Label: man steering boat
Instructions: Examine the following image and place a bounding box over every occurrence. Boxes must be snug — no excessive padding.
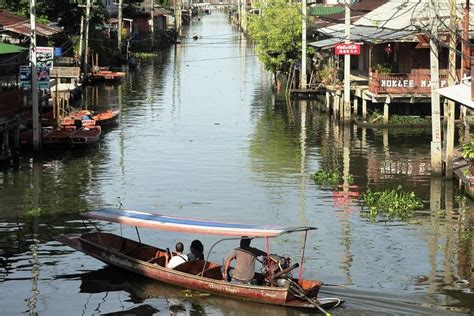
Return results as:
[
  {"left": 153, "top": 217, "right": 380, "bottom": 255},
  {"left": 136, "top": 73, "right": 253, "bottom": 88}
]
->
[{"left": 223, "top": 236, "right": 266, "bottom": 284}]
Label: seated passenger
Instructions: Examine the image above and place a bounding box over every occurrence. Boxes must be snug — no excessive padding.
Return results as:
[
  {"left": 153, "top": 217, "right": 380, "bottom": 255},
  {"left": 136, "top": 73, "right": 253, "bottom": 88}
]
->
[
  {"left": 166, "top": 242, "right": 188, "bottom": 269},
  {"left": 187, "top": 239, "right": 204, "bottom": 261}
]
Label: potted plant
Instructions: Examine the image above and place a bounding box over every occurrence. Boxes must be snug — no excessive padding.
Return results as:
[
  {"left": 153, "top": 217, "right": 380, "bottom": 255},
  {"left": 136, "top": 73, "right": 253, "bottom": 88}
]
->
[{"left": 461, "top": 140, "right": 474, "bottom": 175}]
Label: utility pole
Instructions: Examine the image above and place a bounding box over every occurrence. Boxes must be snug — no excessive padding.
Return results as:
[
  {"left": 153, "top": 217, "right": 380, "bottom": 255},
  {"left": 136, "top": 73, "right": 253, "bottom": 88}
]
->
[
  {"left": 83, "top": 0, "right": 91, "bottom": 77},
  {"left": 237, "top": 0, "right": 241, "bottom": 28},
  {"left": 429, "top": 0, "right": 442, "bottom": 176},
  {"left": 445, "top": 0, "right": 457, "bottom": 179},
  {"left": 462, "top": 0, "right": 470, "bottom": 78},
  {"left": 30, "top": 0, "right": 40, "bottom": 151},
  {"left": 460, "top": 0, "right": 470, "bottom": 140},
  {"left": 343, "top": 0, "right": 351, "bottom": 120},
  {"left": 174, "top": 0, "right": 182, "bottom": 38},
  {"left": 118, "top": 0, "right": 123, "bottom": 54},
  {"left": 300, "top": 0, "right": 307, "bottom": 89},
  {"left": 79, "top": 15, "right": 84, "bottom": 62}
]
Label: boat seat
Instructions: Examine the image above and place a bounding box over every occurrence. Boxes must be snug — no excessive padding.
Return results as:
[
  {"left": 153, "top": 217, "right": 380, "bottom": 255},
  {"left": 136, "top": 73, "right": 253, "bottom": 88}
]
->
[
  {"left": 199, "top": 265, "right": 224, "bottom": 280},
  {"left": 148, "top": 256, "right": 166, "bottom": 267},
  {"left": 173, "top": 260, "right": 213, "bottom": 274},
  {"left": 124, "top": 246, "right": 159, "bottom": 261}
]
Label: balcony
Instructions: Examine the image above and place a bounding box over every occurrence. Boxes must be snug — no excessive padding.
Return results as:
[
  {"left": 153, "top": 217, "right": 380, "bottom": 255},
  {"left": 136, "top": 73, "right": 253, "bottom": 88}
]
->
[{"left": 368, "top": 69, "right": 452, "bottom": 95}]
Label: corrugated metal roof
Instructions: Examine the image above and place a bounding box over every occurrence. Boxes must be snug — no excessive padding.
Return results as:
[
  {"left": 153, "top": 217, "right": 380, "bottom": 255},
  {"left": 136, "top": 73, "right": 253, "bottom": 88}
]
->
[
  {"left": 438, "top": 80, "right": 473, "bottom": 109},
  {"left": 313, "top": 0, "right": 388, "bottom": 27},
  {"left": 0, "top": 42, "right": 26, "bottom": 55},
  {"left": 354, "top": 0, "right": 474, "bottom": 32},
  {"left": 153, "top": 8, "right": 173, "bottom": 16},
  {"left": 0, "top": 10, "right": 61, "bottom": 38},
  {"left": 308, "top": 37, "right": 340, "bottom": 49},
  {"left": 317, "top": 24, "right": 416, "bottom": 43}
]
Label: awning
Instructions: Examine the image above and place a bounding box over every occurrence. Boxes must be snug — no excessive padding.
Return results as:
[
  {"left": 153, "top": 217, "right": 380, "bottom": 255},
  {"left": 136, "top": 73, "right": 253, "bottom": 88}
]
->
[
  {"left": 438, "top": 80, "right": 474, "bottom": 109},
  {"left": 309, "top": 37, "right": 341, "bottom": 50},
  {"left": 85, "top": 208, "right": 317, "bottom": 237},
  {"left": 0, "top": 42, "right": 26, "bottom": 55}
]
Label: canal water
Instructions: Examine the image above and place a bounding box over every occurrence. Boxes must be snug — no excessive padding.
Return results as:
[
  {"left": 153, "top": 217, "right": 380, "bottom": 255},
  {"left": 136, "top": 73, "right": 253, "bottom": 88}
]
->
[{"left": 1, "top": 12, "right": 473, "bottom": 316}]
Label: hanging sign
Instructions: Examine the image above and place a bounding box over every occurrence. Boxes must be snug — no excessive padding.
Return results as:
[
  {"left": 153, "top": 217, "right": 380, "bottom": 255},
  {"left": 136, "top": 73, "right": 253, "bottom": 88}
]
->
[{"left": 335, "top": 43, "right": 361, "bottom": 55}]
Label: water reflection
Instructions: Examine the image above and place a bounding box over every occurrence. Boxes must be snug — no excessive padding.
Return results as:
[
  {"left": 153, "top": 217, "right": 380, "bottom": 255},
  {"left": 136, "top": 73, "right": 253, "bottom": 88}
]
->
[{"left": 76, "top": 267, "right": 305, "bottom": 316}]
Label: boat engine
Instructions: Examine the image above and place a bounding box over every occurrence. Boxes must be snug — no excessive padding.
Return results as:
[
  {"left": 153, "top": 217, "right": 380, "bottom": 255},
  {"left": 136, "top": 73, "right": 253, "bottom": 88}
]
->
[{"left": 261, "top": 254, "right": 293, "bottom": 287}]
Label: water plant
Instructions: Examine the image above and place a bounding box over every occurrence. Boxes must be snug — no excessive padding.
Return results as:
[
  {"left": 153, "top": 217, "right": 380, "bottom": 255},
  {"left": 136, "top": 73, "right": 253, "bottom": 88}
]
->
[
  {"left": 26, "top": 207, "right": 42, "bottom": 217},
  {"left": 360, "top": 186, "right": 424, "bottom": 222},
  {"left": 461, "top": 139, "right": 474, "bottom": 159},
  {"left": 131, "top": 52, "right": 157, "bottom": 59},
  {"left": 312, "top": 168, "right": 342, "bottom": 185}
]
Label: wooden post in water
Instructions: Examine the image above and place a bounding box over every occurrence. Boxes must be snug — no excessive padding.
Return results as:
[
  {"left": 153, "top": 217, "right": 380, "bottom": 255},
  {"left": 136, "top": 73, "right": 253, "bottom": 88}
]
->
[
  {"left": 30, "top": 0, "right": 40, "bottom": 151},
  {"left": 362, "top": 98, "right": 367, "bottom": 119},
  {"left": 353, "top": 95, "right": 358, "bottom": 116},
  {"left": 383, "top": 99, "right": 389, "bottom": 124},
  {"left": 445, "top": 0, "right": 457, "bottom": 179},
  {"left": 429, "top": 0, "right": 442, "bottom": 176},
  {"left": 325, "top": 91, "right": 330, "bottom": 113}
]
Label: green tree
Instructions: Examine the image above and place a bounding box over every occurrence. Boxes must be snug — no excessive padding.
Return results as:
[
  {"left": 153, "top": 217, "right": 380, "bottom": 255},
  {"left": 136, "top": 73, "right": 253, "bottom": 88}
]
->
[{"left": 248, "top": 0, "right": 302, "bottom": 74}]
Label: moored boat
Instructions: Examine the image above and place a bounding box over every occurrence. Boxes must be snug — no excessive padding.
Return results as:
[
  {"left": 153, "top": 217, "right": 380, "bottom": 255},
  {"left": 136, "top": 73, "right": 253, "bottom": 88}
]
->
[
  {"left": 92, "top": 109, "right": 120, "bottom": 127},
  {"left": 43, "top": 124, "right": 77, "bottom": 147},
  {"left": 89, "top": 70, "right": 126, "bottom": 83},
  {"left": 70, "top": 125, "right": 101, "bottom": 146},
  {"left": 55, "top": 208, "right": 344, "bottom": 312}
]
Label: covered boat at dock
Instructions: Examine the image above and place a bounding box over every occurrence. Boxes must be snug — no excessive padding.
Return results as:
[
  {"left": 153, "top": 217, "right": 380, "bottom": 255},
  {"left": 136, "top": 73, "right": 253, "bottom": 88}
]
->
[{"left": 55, "top": 208, "right": 343, "bottom": 312}]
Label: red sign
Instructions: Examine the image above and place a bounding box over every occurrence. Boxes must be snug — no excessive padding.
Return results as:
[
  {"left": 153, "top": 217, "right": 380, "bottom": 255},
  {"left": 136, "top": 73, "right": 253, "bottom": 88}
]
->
[{"left": 335, "top": 43, "right": 361, "bottom": 55}]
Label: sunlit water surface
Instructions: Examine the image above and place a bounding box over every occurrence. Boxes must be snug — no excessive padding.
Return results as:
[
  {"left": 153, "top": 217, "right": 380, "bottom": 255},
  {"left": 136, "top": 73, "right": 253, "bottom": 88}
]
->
[{"left": 0, "top": 12, "right": 472, "bottom": 316}]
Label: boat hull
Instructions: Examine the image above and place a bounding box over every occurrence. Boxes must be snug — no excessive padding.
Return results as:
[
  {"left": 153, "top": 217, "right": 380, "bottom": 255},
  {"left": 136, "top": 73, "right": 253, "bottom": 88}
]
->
[
  {"left": 70, "top": 126, "right": 101, "bottom": 145},
  {"left": 92, "top": 109, "right": 120, "bottom": 127},
  {"left": 55, "top": 233, "right": 342, "bottom": 311},
  {"left": 43, "top": 126, "right": 77, "bottom": 147}
]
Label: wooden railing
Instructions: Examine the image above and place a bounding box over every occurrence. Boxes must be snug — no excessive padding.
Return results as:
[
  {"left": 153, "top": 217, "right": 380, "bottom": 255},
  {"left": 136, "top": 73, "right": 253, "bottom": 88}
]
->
[{"left": 368, "top": 69, "right": 452, "bottom": 95}]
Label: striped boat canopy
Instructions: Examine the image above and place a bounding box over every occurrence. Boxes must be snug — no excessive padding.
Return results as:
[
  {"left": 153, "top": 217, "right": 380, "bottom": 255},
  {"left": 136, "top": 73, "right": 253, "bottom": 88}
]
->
[{"left": 84, "top": 208, "right": 316, "bottom": 237}]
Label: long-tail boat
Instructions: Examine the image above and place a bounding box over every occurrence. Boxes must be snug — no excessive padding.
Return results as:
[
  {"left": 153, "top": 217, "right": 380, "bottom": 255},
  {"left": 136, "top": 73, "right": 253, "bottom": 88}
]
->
[{"left": 55, "top": 208, "right": 344, "bottom": 313}]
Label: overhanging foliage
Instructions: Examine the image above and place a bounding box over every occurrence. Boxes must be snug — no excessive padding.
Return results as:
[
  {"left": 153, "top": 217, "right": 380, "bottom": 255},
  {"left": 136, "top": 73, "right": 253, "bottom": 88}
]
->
[{"left": 247, "top": 0, "right": 302, "bottom": 73}]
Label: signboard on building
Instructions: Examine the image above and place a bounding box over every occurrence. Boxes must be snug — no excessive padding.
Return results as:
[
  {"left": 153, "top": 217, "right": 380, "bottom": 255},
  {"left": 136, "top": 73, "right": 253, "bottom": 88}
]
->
[
  {"left": 37, "top": 47, "right": 54, "bottom": 67},
  {"left": 335, "top": 43, "right": 361, "bottom": 55},
  {"left": 19, "top": 47, "right": 54, "bottom": 90}
]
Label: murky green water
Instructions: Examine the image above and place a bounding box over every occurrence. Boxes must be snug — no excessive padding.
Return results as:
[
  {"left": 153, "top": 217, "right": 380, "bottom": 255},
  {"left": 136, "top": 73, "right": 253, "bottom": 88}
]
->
[{"left": 0, "top": 12, "right": 472, "bottom": 315}]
